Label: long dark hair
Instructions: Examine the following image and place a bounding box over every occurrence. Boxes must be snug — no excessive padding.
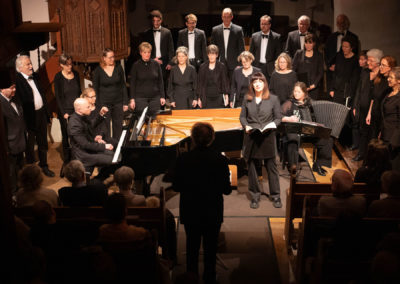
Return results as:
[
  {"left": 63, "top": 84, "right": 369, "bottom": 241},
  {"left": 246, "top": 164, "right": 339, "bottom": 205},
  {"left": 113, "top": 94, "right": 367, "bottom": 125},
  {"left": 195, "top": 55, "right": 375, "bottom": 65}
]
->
[
  {"left": 290, "top": 81, "right": 311, "bottom": 106},
  {"left": 246, "top": 72, "right": 270, "bottom": 101}
]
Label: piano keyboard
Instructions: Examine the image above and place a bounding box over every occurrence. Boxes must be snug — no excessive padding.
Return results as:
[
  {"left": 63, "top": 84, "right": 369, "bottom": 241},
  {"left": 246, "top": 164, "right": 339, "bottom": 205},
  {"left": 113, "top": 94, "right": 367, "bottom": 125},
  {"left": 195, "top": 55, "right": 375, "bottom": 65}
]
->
[{"left": 112, "top": 129, "right": 127, "bottom": 164}]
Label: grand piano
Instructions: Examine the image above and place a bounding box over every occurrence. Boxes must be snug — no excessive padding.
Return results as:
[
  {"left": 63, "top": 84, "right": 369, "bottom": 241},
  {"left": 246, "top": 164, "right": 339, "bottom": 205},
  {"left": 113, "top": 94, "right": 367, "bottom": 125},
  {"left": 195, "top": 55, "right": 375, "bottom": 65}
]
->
[{"left": 112, "top": 108, "right": 243, "bottom": 181}]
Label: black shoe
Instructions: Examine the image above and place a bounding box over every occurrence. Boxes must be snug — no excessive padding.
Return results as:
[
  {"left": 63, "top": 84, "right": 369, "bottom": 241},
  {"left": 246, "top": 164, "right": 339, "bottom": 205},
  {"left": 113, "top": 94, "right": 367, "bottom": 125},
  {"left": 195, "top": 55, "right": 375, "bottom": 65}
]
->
[
  {"left": 272, "top": 197, "right": 282, "bottom": 208},
  {"left": 312, "top": 163, "right": 326, "bottom": 176},
  {"left": 250, "top": 199, "right": 259, "bottom": 209},
  {"left": 42, "top": 167, "right": 55, "bottom": 177},
  {"left": 352, "top": 154, "right": 364, "bottom": 162}
]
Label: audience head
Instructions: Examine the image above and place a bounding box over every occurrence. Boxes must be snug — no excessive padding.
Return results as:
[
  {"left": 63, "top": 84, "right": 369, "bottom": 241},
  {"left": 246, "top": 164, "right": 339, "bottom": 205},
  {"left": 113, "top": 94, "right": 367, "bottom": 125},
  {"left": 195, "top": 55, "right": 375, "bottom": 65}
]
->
[
  {"left": 260, "top": 15, "right": 272, "bottom": 34},
  {"left": 139, "top": 42, "right": 152, "bottom": 62},
  {"left": 114, "top": 166, "right": 135, "bottom": 191},
  {"left": 221, "top": 8, "right": 233, "bottom": 27},
  {"left": 19, "top": 164, "right": 44, "bottom": 192},
  {"left": 145, "top": 196, "right": 160, "bottom": 208},
  {"left": 336, "top": 14, "right": 350, "bottom": 32},
  {"left": 297, "top": 15, "right": 310, "bottom": 34},
  {"left": 206, "top": 44, "right": 219, "bottom": 63},
  {"left": 150, "top": 10, "right": 163, "bottom": 29},
  {"left": 291, "top": 81, "right": 309, "bottom": 103},
  {"left": 331, "top": 169, "right": 354, "bottom": 198},
  {"left": 372, "top": 233, "right": 400, "bottom": 283},
  {"left": 185, "top": 14, "right": 197, "bottom": 31},
  {"left": 388, "top": 67, "right": 400, "bottom": 89},
  {"left": 191, "top": 122, "right": 215, "bottom": 148},
  {"left": 237, "top": 51, "right": 254, "bottom": 70},
  {"left": 32, "top": 200, "right": 56, "bottom": 224},
  {"left": 74, "top": 98, "right": 91, "bottom": 116},
  {"left": 367, "top": 49, "right": 384, "bottom": 71},
  {"left": 359, "top": 50, "right": 368, "bottom": 68},
  {"left": 101, "top": 48, "right": 115, "bottom": 67},
  {"left": 275, "top": 52, "right": 292, "bottom": 71},
  {"left": 81, "top": 87, "right": 97, "bottom": 106},
  {"left": 63, "top": 160, "right": 86, "bottom": 185},
  {"left": 247, "top": 72, "right": 269, "bottom": 100},
  {"left": 105, "top": 193, "right": 127, "bottom": 224},
  {"left": 16, "top": 55, "right": 33, "bottom": 76},
  {"left": 364, "top": 138, "right": 391, "bottom": 169},
  {"left": 174, "top": 46, "right": 189, "bottom": 65},
  {"left": 380, "top": 55, "right": 397, "bottom": 77},
  {"left": 59, "top": 53, "right": 73, "bottom": 72},
  {"left": 381, "top": 171, "right": 400, "bottom": 197}
]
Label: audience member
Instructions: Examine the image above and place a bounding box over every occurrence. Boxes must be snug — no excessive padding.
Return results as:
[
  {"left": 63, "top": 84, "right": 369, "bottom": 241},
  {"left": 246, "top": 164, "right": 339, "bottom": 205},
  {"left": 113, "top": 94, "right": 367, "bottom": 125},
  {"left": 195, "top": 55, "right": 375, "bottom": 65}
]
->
[
  {"left": 15, "top": 164, "right": 58, "bottom": 207},
  {"left": 285, "top": 15, "right": 311, "bottom": 58},
  {"left": 114, "top": 166, "right": 146, "bottom": 206},
  {"left": 368, "top": 171, "right": 400, "bottom": 218},
  {"left": 173, "top": 122, "right": 232, "bottom": 284},
  {"left": 58, "top": 160, "right": 108, "bottom": 206},
  {"left": 318, "top": 169, "right": 366, "bottom": 217}
]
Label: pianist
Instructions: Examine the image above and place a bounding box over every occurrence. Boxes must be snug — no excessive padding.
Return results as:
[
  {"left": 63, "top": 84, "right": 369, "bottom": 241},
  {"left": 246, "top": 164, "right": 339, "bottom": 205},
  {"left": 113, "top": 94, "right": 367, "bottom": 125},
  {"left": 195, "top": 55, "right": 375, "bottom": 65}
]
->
[{"left": 68, "top": 98, "right": 115, "bottom": 178}]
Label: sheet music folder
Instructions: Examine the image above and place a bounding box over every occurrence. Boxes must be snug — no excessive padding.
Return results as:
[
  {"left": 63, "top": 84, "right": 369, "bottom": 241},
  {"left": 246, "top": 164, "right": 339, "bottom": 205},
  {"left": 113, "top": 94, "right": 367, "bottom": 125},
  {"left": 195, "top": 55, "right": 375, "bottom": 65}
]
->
[{"left": 277, "top": 121, "right": 331, "bottom": 139}]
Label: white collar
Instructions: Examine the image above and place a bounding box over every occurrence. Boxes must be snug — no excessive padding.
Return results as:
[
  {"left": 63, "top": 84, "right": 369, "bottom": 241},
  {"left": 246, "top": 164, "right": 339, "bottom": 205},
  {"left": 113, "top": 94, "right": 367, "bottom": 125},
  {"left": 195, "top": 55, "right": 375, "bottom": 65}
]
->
[{"left": 20, "top": 72, "right": 30, "bottom": 80}]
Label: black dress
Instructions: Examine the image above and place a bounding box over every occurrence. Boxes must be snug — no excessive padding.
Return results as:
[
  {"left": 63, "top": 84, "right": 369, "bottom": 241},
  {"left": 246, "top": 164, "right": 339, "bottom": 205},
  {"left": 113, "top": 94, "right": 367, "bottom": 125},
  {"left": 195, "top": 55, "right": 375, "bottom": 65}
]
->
[
  {"left": 167, "top": 65, "right": 197, "bottom": 109},
  {"left": 230, "top": 66, "right": 261, "bottom": 107},
  {"left": 269, "top": 71, "right": 297, "bottom": 104},
  {"left": 382, "top": 93, "right": 400, "bottom": 170},
  {"left": 371, "top": 79, "right": 390, "bottom": 138}
]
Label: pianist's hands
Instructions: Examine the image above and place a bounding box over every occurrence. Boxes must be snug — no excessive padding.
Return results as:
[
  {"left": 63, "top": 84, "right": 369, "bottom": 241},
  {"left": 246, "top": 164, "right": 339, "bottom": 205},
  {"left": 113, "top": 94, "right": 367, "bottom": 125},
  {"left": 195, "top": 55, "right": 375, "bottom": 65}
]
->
[
  {"left": 105, "top": 144, "right": 114, "bottom": 150},
  {"left": 129, "top": 99, "right": 135, "bottom": 110},
  {"left": 160, "top": 98, "right": 166, "bottom": 106},
  {"left": 95, "top": 135, "right": 106, "bottom": 144},
  {"left": 100, "top": 107, "right": 109, "bottom": 116}
]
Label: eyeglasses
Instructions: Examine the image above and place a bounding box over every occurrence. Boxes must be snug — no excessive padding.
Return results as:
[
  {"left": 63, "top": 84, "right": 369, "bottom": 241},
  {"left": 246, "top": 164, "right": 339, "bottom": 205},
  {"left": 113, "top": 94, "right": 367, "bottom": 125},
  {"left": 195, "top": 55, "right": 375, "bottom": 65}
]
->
[
  {"left": 88, "top": 96, "right": 96, "bottom": 98},
  {"left": 380, "top": 64, "right": 390, "bottom": 68}
]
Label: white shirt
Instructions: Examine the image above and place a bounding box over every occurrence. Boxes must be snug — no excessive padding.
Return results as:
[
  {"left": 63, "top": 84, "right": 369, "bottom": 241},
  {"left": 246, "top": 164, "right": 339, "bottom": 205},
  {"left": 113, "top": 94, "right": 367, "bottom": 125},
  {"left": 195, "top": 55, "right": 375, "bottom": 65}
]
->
[
  {"left": 299, "top": 31, "right": 305, "bottom": 50},
  {"left": 259, "top": 32, "right": 269, "bottom": 64},
  {"left": 0, "top": 92, "right": 19, "bottom": 115},
  {"left": 223, "top": 23, "right": 232, "bottom": 59},
  {"left": 188, "top": 31, "right": 195, "bottom": 59},
  {"left": 20, "top": 72, "right": 43, "bottom": 110},
  {"left": 337, "top": 30, "right": 347, "bottom": 52},
  {"left": 153, "top": 28, "right": 162, "bottom": 58}
]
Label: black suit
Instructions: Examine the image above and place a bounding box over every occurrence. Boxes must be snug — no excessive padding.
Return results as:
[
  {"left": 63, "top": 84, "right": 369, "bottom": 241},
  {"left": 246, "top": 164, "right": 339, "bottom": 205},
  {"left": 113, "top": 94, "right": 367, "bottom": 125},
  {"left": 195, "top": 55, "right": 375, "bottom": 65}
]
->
[
  {"left": 249, "top": 31, "right": 282, "bottom": 81},
  {"left": 15, "top": 72, "right": 50, "bottom": 168},
  {"left": 143, "top": 26, "right": 174, "bottom": 68},
  {"left": 0, "top": 93, "right": 26, "bottom": 193},
  {"left": 211, "top": 23, "right": 245, "bottom": 77},
  {"left": 173, "top": 146, "right": 231, "bottom": 282},
  {"left": 285, "top": 30, "right": 305, "bottom": 58},
  {"left": 177, "top": 28, "right": 207, "bottom": 70}
]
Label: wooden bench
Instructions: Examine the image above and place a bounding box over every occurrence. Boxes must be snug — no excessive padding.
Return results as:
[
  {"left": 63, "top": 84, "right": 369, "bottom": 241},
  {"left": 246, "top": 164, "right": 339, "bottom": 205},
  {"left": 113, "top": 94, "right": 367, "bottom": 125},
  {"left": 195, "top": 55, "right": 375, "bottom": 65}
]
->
[
  {"left": 294, "top": 196, "right": 400, "bottom": 284},
  {"left": 284, "top": 166, "right": 380, "bottom": 251}
]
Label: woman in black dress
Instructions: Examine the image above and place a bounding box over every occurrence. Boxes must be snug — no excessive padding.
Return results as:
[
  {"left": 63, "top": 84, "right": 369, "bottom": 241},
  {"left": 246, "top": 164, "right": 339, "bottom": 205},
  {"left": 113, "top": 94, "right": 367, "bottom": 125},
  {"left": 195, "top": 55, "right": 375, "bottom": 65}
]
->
[
  {"left": 54, "top": 54, "right": 81, "bottom": 174},
  {"left": 240, "top": 72, "right": 282, "bottom": 209},
  {"left": 281, "top": 82, "right": 333, "bottom": 176},
  {"left": 381, "top": 67, "right": 400, "bottom": 169},
  {"left": 197, "top": 45, "right": 229, "bottom": 108},
  {"left": 167, "top": 46, "right": 197, "bottom": 109},
  {"left": 292, "top": 34, "right": 324, "bottom": 100},
  {"left": 269, "top": 52, "right": 297, "bottom": 104},
  {"left": 129, "top": 42, "right": 165, "bottom": 118},
  {"left": 93, "top": 48, "right": 128, "bottom": 139},
  {"left": 230, "top": 51, "right": 261, "bottom": 108}
]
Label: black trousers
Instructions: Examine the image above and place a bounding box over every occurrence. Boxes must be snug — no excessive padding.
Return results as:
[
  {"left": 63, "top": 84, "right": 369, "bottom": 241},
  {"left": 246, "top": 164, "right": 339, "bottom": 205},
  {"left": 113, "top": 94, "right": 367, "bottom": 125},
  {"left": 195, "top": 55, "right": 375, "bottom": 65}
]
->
[
  {"left": 59, "top": 113, "right": 72, "bottom": 163},
  {"left": 26, "top": 107, "right": 48, "bottom": 168},
  {"left": 8, "top": 152, "right": 25, "bottom": 194},
  {"left": 135, "top": 97, "right": 160, "bottom": 118},
  {"left": 358, "top": 110, "right": 371, "bottom": 158},
  {"left": 103, "top": 102, "right": 123, "bottom": 140},
  {"left": 248, "top": 157, "right": 280, "bottom": 200},
  {"left": 184, "top": 222, "right": 221, "bottom": 284}
]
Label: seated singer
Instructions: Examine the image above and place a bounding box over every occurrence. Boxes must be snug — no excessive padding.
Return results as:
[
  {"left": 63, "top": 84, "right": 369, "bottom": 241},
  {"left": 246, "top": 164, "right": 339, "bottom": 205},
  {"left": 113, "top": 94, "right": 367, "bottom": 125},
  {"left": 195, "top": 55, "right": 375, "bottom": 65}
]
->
[
  {"left": 281, "top": 82, "right": 333, "bottom": 176},
  {"left": 240, "top": 72, "right": 282, "bottom": 209},
  {"left": 68, "top": 98, "right": 115, "bottom": 179}
]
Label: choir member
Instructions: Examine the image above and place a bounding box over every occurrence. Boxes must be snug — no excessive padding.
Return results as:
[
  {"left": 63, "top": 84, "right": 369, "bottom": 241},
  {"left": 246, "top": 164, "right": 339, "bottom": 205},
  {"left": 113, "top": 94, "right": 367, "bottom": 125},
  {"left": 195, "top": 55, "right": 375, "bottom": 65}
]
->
[
  {"left": 285, "top": 15, "right": 311, "bottom": 58},
  {"left": 240, "top": 72, "right": 282, "bottom": 209},
  {"left": 167, "top": 46, "right": 197, "bottom": 109},
  {"left": 269, "top": 52, "right": 297, "bottom": 104},
  {"left": 230, "top": 51, "right": 261, "bottom": 108},
  {"left": 92, "top": 48, "right": 128, "bottom": 139},
  {"left": 196, "top": 45, "right": 230, "bottom": 109}
]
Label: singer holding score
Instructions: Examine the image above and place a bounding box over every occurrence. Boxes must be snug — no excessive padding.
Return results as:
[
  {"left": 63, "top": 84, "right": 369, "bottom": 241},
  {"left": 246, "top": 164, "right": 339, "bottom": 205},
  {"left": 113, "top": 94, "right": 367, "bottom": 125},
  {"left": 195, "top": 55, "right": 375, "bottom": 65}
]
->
[{"left": 240, "top": 72, "right": 282, "bottom": 209}]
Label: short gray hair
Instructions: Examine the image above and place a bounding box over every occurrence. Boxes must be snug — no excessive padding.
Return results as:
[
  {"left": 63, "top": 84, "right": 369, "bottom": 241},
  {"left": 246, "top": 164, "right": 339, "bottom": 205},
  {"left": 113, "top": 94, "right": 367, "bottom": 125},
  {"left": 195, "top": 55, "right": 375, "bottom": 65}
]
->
[
  {"left": 64, "top": 160, "right": 85, "bottom": 184},
  {"left": 15, "top": 55, "right": 30, "bottom": 72},
  {"left": 367, "top": 49, "right": 384, "bottom": 64},
  {"left": 298, "top": 15, "right": 310, "bottom": 25},
  {"left": 173, "top": 46, "right": 190, "bottom": 65}
]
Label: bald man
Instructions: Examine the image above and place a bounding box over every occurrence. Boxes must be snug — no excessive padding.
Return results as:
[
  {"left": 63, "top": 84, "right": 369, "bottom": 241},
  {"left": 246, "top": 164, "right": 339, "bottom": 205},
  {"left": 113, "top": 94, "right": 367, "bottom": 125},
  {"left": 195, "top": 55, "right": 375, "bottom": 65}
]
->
[{"left": 67, "top": 98, "right": 115, "bottom": 175}]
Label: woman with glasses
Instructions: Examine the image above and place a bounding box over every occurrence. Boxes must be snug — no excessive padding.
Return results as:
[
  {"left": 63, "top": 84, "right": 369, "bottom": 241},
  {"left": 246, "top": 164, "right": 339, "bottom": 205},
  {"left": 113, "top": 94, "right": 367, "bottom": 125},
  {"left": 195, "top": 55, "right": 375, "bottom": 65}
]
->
[
  {"left": 54, "top": 54, "right": 81, "bottom": 175},
  {"left": 269, "top": 52, "right": 297, "bottom": 104}
]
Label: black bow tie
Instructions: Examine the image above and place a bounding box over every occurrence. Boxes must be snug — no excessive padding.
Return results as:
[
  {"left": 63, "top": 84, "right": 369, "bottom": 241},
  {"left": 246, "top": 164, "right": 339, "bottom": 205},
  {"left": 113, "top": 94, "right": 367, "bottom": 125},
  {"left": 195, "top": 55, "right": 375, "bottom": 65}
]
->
[
  {"left": 224, "top": 27, "right": 230, "bottom": 30},
  {"left": 338, "top": 32, "right": 345, "bottom": 36},
  {"left": 153, "top": 29, "right": 161, "bottom": 32},
  {"left": 27, "top": 76, "right": 34, "bottom": 80},
  {"left": 188, "top": 32, "right": 194, "bottom": 35},
  {"left": 300, "top": 33, "right": 306, "bottom": 36},
  {"left": 262, "top": 34, "right": 269, "bottom": 39}
]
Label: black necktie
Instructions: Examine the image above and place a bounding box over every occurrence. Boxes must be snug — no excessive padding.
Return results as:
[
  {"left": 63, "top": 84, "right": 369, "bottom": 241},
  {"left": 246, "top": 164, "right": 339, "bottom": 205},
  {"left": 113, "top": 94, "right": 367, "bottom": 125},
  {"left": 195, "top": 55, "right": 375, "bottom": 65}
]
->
[
  {"left": 224, "top": 28, "right": 230, "bottom": 30},
  {"left": 338, "top": 32, "right": 344, "bottom": 36},
  {"left": 153, "top": 29, "right": 161, "bottom": 32},
  {"left": 300, "top": 33, "right": 306, "bottom": 37},
  {"left": 262, "top": 34, "right": 269, "bottom": 39}
]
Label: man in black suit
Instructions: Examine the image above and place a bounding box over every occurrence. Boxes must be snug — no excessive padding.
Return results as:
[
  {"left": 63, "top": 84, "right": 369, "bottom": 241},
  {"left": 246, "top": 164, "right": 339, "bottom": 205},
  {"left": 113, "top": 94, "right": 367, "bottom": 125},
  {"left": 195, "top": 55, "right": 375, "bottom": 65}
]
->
[
  {"left": 177, "top": 13, "right": 207, "bottom": 71},
  {"left": 211, "top": 7, "right": 245, "bottom": 80},
  {"left": 15, "top": 55, "right": 54, "bottom": 177},
  {"left": 0, "top": 84, "right": 26, "bottom": 193},
  {"left": 325, "top": 14, "right": 360, "bottom": 90},
  {"left": 249, "top": 15, "right": 282, "bottom": 82},
  {"left": 68, "top": 98, "right": 114, "bottom": 179},
  {"left": 173, "top": 122, "right": 232, "bottom": 283},
  {"left": 285, "top": 15, "right": 311, "bottom": 58}
]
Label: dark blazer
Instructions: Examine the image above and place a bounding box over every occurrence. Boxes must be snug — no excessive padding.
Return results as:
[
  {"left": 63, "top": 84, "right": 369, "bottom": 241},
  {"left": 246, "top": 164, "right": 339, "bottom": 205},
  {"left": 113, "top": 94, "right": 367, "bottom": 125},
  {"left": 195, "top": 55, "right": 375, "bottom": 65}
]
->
[
  {"left": 292, "top": 49, "right": 324, "bottom": 88},
  {"left": 240, "top": 95, "right": 282, "bottom": 160},
  {"left": 143, "top": 26, "right": 174, "bottom": 66},
  {"left": 325, "top": 30, "right": 359, "bottom": 66},
  {"left": 173, "top": 146, "right": 232, "bottom": 224},
  {"left": 0, "top": 94, "right": 26, "bottom": 154},
  {"left": 285, "top": 30, "right": 305, "bottom": 58},
  {"left": 211, "top": 23, "right": 245, "bottom": 71},
  {"left": 59, "top": 183, "right": 108, "bottom": 207},
  {"left": 53, "top": 70, "right": 81, "bottom": 115},
  {"left": 177, "top": 28, "right": 207, "bottom": 63},
  {"left": 230, "top": 66, "right": 261, "bottom": 103},
  {"left": 15, "top": 72, "right": 49, "bottom": 130},
  {"left": 249, "top": 31, "right": 282, "bottom": 76}
]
